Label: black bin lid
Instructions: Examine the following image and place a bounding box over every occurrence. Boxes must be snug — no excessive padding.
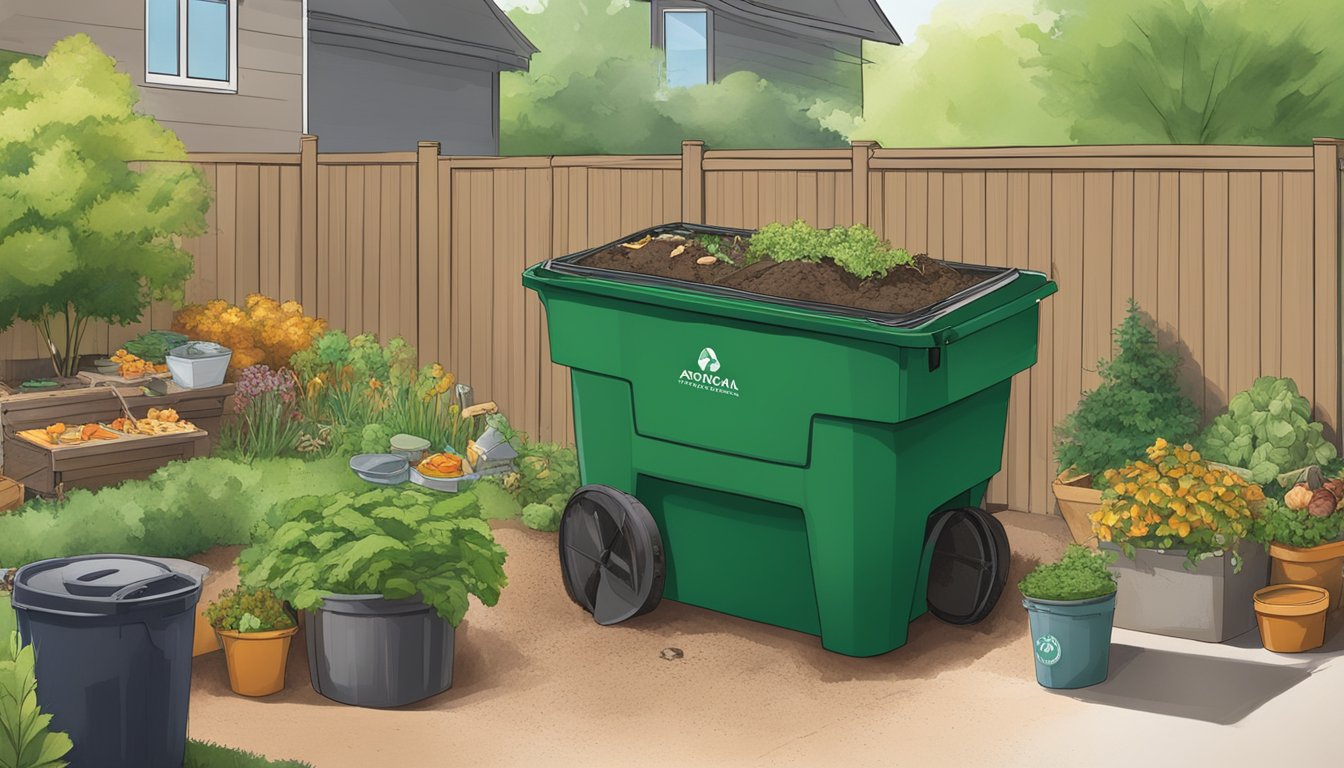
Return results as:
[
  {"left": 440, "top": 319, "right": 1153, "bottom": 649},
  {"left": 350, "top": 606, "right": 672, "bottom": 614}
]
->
[
  {"left": 12, "top": 555, "right": 202, "bottom": 618},
  {"left": 925, "top": 508, "right": 1010, "bottom": 625}
]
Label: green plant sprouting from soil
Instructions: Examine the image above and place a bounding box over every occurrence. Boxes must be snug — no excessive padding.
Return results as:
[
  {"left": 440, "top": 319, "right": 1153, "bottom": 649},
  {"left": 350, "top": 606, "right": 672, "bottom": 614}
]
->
[{"left": 746, "top": 220, "right": 916, "bottom": 279}]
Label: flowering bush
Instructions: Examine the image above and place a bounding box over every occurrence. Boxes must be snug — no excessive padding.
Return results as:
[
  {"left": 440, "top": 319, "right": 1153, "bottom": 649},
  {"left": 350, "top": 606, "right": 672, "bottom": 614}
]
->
[
  {"left": 290, "top": 331, "right": 477, "bottom": 455},
  {"left": 173, "top": 295, "right": 325, "bottom": 376},
  {"left": 1092, "top": 438, "right": 1265, "bottom": 569},
  {"left": 219, "top": 364, "right": 306, "bottom": 461}
]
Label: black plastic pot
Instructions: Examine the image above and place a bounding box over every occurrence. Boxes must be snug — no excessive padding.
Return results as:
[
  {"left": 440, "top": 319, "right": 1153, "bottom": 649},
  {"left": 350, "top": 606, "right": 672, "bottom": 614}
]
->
[{"left": 304, "top": 594, "right": 454, "bottom": 708}]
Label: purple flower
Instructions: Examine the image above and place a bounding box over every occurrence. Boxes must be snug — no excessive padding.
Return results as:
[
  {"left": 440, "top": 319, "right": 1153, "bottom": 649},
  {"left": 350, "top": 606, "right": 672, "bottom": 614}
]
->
[{"left": 234, "top": 365, "right": 297, "bottom": 413}]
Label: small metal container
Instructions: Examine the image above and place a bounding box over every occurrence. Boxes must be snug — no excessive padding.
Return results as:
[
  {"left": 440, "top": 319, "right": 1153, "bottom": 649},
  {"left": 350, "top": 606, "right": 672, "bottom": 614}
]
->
[{"left": 348, "top": 454, "right": 410, "bottom": 485}]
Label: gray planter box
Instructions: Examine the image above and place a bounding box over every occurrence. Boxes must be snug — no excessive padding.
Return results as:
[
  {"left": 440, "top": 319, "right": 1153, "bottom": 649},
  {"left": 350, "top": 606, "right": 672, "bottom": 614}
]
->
[
  {"left": 305, "top": 594, "right": 454, "bottom": 708},
  {"left": 1101, "top": 542, "right": 1269, "bottom": 642}
]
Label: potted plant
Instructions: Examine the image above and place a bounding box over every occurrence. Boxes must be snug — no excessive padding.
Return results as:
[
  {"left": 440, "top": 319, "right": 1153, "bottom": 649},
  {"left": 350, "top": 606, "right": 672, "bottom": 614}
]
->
[
  {"left": 1197, "top": 376, "right": 1338, "bottom": 493},
  {"left": 1020, "top": 544, "right": 1118, "bottom": 689},
  {"left": 1052, "top": 300, "right": 1200, "bottom": 546},
  {"left": 238, "top": 487, "right": 508, "bottom": 708},
  {"left": 1256, "top": 481, "right": 1344, "bottom": 609},
  {"left": 1093, "top": 438, "right": 1269, "bottom": 642},
  {"left": 204, "top": 586, "right": 298, "bottom": 697}
]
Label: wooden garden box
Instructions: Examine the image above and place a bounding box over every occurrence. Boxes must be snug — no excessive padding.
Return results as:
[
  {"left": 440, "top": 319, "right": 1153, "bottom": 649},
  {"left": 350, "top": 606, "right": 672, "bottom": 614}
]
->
[{"left": 0, "top": 382, "right": 232, "bottom": 497}]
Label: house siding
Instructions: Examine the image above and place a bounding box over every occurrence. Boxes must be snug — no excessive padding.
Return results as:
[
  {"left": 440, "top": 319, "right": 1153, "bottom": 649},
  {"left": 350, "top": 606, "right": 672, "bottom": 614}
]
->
[
  {"left": 0, "top": 0, "right": 303, "bottom": 152},
  {"left": 306, "top": 38, "right": 499, "bottom": 153},
  {"left": 651, "top": 0, "right": 865, "bottom": 108}
]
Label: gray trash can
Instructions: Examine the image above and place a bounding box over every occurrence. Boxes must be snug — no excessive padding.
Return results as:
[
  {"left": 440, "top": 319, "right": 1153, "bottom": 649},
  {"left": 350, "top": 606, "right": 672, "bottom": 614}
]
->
[
  {"left": 305, "top": 594, "right": 454, "bottom": 708},
  {"left": 12, "top": 555, "right": 202, "bottom": 768}
]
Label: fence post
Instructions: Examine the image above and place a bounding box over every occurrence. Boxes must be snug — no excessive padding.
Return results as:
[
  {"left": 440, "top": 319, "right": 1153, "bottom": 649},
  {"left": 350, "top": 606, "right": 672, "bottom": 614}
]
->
[
  {"left": 851, "top": 140, "right": 878, "bottom": 227},
  {"left": 681, "top": 140, "right": 705, "bottom": 223},
  {"left": 1313, "top": 137, "right": 1342, "bottom": 446},
  {"left": 417, "top": 141, "right": 442, "bottom": 366},
  {"left": 299, "top": 134, "right": 318, "bottom": 311}
]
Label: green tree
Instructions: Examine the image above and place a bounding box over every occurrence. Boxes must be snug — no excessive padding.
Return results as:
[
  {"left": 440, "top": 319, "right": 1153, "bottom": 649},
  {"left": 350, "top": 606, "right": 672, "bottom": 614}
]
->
[
  {"left": 0, "top": 34, "right": 210, "bottom": 376},
  {"left": 849, "top": 0, "right": 1071, "bottom": 146},
  {"left": 500, "top": 1, "right": 845, "bottom": 154},
  {"left": 1024, "top": 0, "right": 1344, "bottom": 144},
  {"left": 1054, "top": 299, "right": 1201, "bottom": 482}
]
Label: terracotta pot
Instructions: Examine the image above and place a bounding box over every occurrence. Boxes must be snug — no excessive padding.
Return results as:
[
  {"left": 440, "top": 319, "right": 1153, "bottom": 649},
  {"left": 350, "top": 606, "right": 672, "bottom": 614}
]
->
[
  {"left": 1254, "top": 584, "right": 1329, "bottom": 653},
  {"left": 1269, "top": 539, "right": 1344, "bottom": 609},
  {"left": 193, "top": 610, "right": 221, "bottom": 656},
  {"left": 1052, "top": 470, "right": 1102, "bottom": 548},
  {"left": 217, "top": 625, "right": 299, "bottom": 697}
]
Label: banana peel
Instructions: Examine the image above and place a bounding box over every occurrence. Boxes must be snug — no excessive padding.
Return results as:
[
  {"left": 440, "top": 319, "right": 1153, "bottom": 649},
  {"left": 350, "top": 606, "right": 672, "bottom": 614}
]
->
[{"left": 620, "top": 235, "right": 652, "bottom": 250}]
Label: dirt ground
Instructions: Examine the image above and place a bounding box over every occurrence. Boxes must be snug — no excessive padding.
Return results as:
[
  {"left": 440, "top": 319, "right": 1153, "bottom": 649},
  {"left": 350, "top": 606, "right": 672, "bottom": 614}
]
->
[{"left": 187, "top": 512, "right": 1343, "bottom": 768}]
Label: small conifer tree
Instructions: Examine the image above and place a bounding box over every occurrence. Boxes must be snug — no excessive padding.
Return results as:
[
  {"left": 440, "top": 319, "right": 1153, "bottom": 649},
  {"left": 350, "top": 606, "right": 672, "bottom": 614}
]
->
[{"left": 1054, "top": 299, "right": 1201, "bottom": 483}]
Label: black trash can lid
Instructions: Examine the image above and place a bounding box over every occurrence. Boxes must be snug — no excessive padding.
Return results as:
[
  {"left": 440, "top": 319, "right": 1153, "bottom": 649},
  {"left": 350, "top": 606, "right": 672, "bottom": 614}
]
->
[
  {"left": 925, "top": 507, "right": 1010, "bottom": 625},
  {"left": 12, "top": 555, "right": 202, "bottom": 617}
]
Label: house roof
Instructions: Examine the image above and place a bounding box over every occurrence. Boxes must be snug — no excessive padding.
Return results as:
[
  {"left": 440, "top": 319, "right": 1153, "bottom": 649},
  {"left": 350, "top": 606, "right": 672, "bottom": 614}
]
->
[
  {"left": 308, "top": 0, "right": 538, "bottom": 71},
  {"left": 648, "top": 0, "right": 902, "bottom": 46}
]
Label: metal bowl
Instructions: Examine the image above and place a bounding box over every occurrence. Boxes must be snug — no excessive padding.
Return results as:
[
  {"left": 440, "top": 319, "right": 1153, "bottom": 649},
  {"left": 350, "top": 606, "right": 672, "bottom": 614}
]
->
[{"left": 349, "top": 454, "right": 410, "bottom": 485}]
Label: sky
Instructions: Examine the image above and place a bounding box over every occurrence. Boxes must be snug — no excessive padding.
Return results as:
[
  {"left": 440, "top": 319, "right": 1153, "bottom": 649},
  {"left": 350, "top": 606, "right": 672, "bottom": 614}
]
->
[{"left": 494, "top": 1, "right": 942, "bottom": 42}]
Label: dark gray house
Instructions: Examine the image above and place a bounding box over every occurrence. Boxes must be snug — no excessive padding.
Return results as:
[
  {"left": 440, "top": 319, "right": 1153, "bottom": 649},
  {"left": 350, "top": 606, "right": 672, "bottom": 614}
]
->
[
  {"left": 642, "top": 0, "right": 900, "bottom": 108},
  {"left": 308, "top": 0, "right": 537, "bottom": 153},
  {"left": 0, "top": 0, "right": 535, "bottom": 153}
]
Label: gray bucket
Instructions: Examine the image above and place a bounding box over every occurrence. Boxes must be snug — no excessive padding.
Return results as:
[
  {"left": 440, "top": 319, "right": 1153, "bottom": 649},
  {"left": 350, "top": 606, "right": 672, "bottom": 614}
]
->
[{"left": 304, "top": 594, "right": 454, "bottom": 708}]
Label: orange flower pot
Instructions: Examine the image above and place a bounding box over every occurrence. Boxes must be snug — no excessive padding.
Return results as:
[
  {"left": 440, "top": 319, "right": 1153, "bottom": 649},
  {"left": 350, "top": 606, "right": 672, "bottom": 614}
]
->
[
  {"left": 217, "top": 626, "right": 299, "bottom": 697},
  {"left": 1268, "top": 539, "right": 1344, "bottom": 610},
  {"left": 1053, "top": 470, "right": 1102, "bottom": 549},
  {"left": 1254, "top": 584, "right": 1329, "bottom": 653}
]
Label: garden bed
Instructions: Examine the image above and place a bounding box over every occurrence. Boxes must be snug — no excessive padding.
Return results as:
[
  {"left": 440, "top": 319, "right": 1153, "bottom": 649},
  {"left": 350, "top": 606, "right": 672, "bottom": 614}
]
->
[{"left": 569, "top": 224, "right": 996, "bottom": 316}]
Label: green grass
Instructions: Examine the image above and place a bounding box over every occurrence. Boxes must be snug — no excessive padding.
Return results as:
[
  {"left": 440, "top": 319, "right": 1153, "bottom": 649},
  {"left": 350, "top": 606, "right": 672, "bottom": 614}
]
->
[{"left": 184, "top": 741, "right": 314, "bottom": 768}]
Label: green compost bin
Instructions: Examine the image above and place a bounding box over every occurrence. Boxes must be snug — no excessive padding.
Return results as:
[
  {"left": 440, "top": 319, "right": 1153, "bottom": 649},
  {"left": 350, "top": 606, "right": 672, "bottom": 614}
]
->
[{"left": 523, "top": 223, "right": 1057, "bottom": 657}]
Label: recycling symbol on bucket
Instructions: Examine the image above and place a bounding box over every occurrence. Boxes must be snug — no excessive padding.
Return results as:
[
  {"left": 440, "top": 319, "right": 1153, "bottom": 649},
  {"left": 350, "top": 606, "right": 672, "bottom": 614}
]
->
[
  {"left": 1034, "top": 634, "right": 1062, "bottom": 666},
  {"left": 698, "top": 348, "right": 721, "bottom": 373}
]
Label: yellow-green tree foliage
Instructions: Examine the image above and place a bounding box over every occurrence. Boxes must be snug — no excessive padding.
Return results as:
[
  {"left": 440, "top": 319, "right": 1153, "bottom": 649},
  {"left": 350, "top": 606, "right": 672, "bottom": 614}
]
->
[{"left": 0, "top": 34, "right": 210, "bottom": 375}]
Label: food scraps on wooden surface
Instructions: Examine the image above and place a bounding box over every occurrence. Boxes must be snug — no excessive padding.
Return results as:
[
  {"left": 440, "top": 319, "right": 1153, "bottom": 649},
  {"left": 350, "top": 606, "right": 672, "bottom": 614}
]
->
[
  {"left": 24, "top": 422, "right": 121, "bottom": 446},
  {"left": 110, "top": 349, "right": 169, "bottom": 379},
  {"left": 417, "top": 453, "right": 465, "bottom": 479},
  {"left": 107, "top": 410, "right": 197, "bottom": 436}
]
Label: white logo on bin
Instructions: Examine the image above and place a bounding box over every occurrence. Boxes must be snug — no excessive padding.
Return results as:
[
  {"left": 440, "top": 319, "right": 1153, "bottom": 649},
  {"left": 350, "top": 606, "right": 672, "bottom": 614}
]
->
[
  {"left": 698, "top": 347, "right": 721, "bottom": 373},
  {"left": 1035, "top": 634, "right": 1062, "bottom": 666},
  {"left": 678, "top": 347, "right": 739, "bottom": 397}
]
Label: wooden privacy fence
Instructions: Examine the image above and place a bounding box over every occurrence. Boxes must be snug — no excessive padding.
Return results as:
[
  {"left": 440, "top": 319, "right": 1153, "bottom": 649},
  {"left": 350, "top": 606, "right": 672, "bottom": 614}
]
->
[{"left": 2, "top": 137, "right": 1340, "bottom": 516}]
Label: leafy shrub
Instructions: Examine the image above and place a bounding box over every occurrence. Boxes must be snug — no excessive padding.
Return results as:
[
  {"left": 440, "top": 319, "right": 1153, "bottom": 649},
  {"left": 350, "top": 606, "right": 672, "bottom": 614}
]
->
[
  {"left": 0, "top": 637, "right": 73, "bottom": 768},
  {"left": 1018, "top": 545, "right": 1117, "bottom": 602},
  {"left": 1093, "top": 439, "right": 1265, "bottom": 569},
  {"left": 1254, "top": 498, "right": 1344, "bottom": 549},
  {"left": 522, "top": 501, "right": 565, "bottom": 533},
  {"left": 239, "top": 489, "right": 508, "bottom": 627},
  {"left": 0, "top": 457, "right": 365, "bottom": 567},
  {"left": 1054, "top": 299, "right": 1201, "bottom": 484},
  {"left": 745, "top": 220, "right": 916, "bottom": 279},
  {"left": 1197, "top": 377, "right": 1338, "bottom": 486},
  {"left": 205, "top": 587, "right": 295, "bottom": 634},
  {"left": 174, "top": 295, "right": 325, "bottom": 376}
]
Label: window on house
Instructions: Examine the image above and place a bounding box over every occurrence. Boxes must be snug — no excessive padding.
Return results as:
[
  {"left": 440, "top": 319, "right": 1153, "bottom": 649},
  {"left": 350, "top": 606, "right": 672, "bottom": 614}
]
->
[
  {"left": 663, "top": 9, "right": 710, "bottom": 88},
  {"left": 146, "top": 0, "right": 237, "bottom": 91}
]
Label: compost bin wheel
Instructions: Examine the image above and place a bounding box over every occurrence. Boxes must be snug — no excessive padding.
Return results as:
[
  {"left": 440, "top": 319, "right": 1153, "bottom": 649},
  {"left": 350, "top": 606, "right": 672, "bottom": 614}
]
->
[
  {"left": 925, "top": 507, "right": 1010, "bottom": 625},
  {"left": 559, "top": 485, "right": 665, "bottom": 626}
]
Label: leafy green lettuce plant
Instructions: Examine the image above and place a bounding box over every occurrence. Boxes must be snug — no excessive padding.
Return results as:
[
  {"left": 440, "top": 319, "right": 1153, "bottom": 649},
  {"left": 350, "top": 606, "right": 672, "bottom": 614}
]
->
[
  {"left": 239, "top": 489, "right": 508, "bottom": 627},
  {"left": 1018, "top": 544, "right": 1117, "bottom": 602},
  {"left": 1054, "top": 299, "right": 1201, "bottom": 484},
  {"left": 1197, "top": 377, "right": 1337, "bottom": 485}
]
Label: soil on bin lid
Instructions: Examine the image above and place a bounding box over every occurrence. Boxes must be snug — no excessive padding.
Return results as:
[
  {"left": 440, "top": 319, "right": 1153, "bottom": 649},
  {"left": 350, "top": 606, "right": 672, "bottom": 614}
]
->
[{"left": 575, "top": 235, "right": 992, "bottom": 315}]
